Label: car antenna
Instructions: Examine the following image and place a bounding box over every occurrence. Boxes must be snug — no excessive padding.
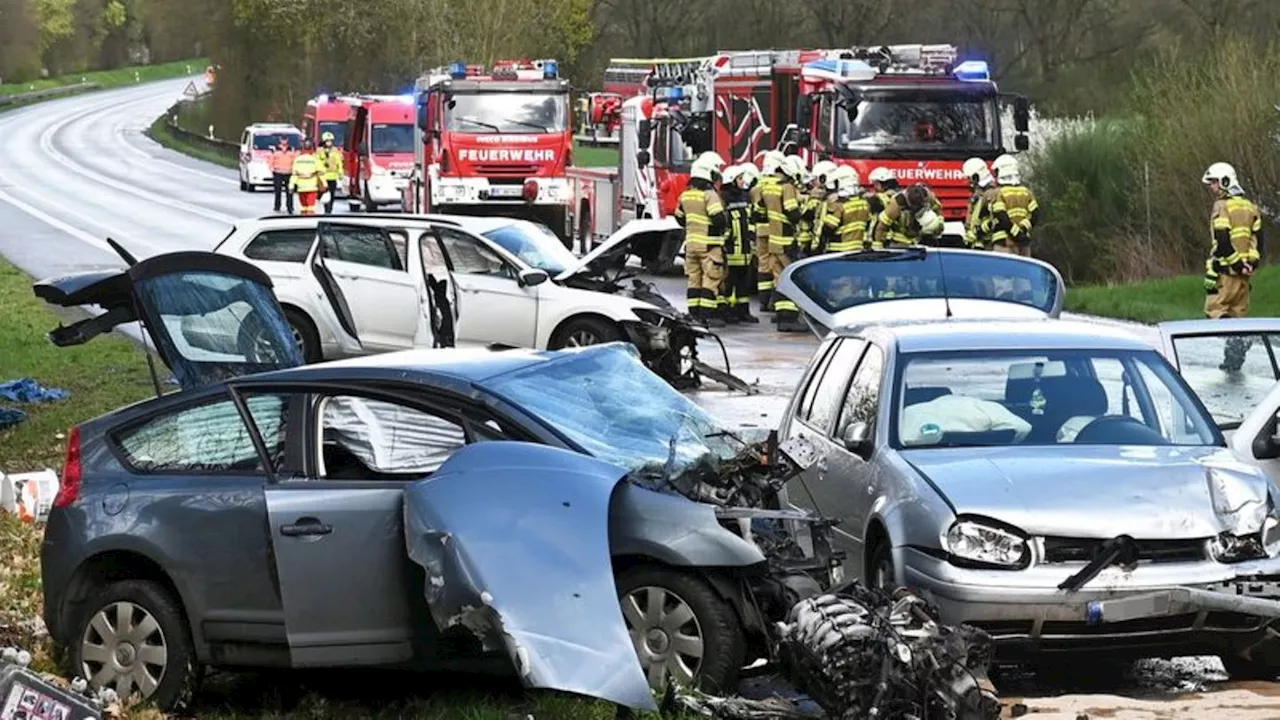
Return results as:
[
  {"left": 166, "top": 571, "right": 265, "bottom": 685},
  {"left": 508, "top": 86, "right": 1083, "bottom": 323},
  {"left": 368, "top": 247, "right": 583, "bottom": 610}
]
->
[
  {"left": 931, "top": 246, "right": 954, "bottom": 319},
  {"left": 104, "top": 237, "right": 164, "bottom": 397}
]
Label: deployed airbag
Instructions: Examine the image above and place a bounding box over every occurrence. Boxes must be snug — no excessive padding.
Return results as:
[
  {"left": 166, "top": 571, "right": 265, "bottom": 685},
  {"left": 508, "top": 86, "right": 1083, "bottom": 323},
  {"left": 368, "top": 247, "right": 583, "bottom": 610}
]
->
[{"left": 403, "top": 442, "right": 656, "bottom": 711}]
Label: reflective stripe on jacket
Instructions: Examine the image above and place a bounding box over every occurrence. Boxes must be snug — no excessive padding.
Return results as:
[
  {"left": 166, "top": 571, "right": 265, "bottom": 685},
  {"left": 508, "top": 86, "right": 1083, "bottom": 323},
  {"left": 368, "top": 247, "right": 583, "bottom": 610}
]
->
[
  {"left": 1211, "top": 195, "right": 1262, "bottom": 269},
  {"left": 675, "top": 187, "right": 725, "bottom": 246},
  {"left": 825, "top": 195, "right": 871, "bottom": 252},
  {"left": 316, "top": 147, "right": 344, "bottom": 181},
  {"left": 764, "top": 177, "right": 800, "bottom": 246},
  {"left": 289, "top": 153, "right": 322, "bottom": 192}
]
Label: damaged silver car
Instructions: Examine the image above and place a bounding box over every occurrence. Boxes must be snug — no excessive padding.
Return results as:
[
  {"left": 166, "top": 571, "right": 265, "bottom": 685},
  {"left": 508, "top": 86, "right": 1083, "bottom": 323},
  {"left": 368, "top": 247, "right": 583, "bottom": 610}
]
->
[{"left": 33, "top": 248, "right": 835, "bottom": 712}]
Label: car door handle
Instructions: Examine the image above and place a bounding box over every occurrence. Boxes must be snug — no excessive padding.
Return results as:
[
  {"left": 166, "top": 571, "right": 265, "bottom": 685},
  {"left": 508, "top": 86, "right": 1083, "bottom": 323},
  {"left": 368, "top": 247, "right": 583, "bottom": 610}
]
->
[{"left": 280, "top": 519, "right": 332, "bottom": 537}]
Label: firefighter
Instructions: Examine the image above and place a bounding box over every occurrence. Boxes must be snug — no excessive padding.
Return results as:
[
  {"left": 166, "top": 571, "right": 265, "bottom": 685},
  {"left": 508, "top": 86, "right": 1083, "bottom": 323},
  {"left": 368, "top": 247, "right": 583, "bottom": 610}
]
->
[
  {"left": 822, "top": 166, "right": 871, "bottom": 253},
  {"left": 962, "top": 157, "right": 999, "bottom": 250},
  {"left": 802, "top": 160, "right": 838, "bottom": 256},
  {"left": 1202, "top": 162, "right": 1263, "bottom": 371},
  {"left": 289, "top": 139, "right": 324, "bottom": 216},
  {"left": 316, "top": 131, "right": 344, "bottom": 214},
  {"left": 872, "top": 183, "right": 945, "bottom": 248},
  {"left": 755, "top": 151, "right": 786, "bottom": 310},
  {"left": 763, "top": 155, "right": 806, "bottom": 332},
  {"left": 989, "top": 163, "right": 1040, "bottom": 256},
  {"left": 721, "top": 164, "right": 760, "bottom": 324},
  {"left": 269, "top": 135, "right": 297, "bottom": 214},
  {"left": 674, "top": 154, "right": 728, "bottom": 328}
]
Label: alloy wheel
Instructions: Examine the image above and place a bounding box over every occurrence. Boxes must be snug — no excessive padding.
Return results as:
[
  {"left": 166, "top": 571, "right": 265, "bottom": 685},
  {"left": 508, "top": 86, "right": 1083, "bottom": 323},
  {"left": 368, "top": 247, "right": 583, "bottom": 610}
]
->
[
  {"left": 621, "top": 585, "right": 705, "bottom": 690},
  {"left": 565, "top": 329, "right": 601, "bottom": 347},
  {"left": 80, "top": 601, "right": 169, "bottom": 701}
]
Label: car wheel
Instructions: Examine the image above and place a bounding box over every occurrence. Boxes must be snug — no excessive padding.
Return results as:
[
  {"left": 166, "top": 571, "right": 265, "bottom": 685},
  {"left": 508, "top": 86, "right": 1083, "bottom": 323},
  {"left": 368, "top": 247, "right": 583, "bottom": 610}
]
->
[
  {"left": 72, "top": 579, "right": 198, "bottom": 711},
  {"left": 550, "top": 316, "right": 622, "bottom": 350},
  {"left": 284, "top": 308, "right": 323, "bottom": 363},
  {"left": 616, "top": 566, "right": 745, "bottom": 695},
  {"left": 869, "top": 540, "right": 897, "bottom": 592}
]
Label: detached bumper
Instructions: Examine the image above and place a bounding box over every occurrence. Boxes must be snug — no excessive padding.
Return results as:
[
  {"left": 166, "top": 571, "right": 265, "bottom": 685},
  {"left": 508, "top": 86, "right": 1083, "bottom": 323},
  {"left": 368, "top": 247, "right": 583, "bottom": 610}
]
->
[{"left": 902, "top": 547, "right": 1280, "bottom": 657}]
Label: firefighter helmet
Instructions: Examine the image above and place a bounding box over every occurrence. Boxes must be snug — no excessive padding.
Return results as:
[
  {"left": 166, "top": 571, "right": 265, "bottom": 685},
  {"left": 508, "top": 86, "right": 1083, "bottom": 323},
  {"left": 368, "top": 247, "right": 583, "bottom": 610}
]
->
[
  {"left": 996, "top": 163, "right": 1021, "bottom": 186},
  {"left": 696, "top": 151, "right": 726, "bottom": 169},
  {"left": 812, "top": 160, "right": 838, "bottom": 185},
  {"left": 991, "top": 154, "right": 1018, "bottom": 176},
  {"left": 690, "top": 161, "right": 716, "bottom": 182},
  {"left": 762, "top": 150, "right": 787, "bottom": 175},
  {"left": 738, "top": 162, "right": 760, "bottom": 183},
  {"left": 833, "top": 166, "right": 860, "bottom": 194},
  {"left": 321, "top": 131, "right": 335, "bottom": 143},
  {"left": 721, "top": 164, "right": 744, "bottom": 185},
  {"left": 962, "top": 157, "right": 993, "bottom": 188},
  {"left": 868, "top": 166, "right": 895, "bottom": 186},
  {"left": 782, "top": 155, "right": 807, "bottom": 182},
  {"left": 1202, "top": 162, "right": 1239, "bottom": 189}
]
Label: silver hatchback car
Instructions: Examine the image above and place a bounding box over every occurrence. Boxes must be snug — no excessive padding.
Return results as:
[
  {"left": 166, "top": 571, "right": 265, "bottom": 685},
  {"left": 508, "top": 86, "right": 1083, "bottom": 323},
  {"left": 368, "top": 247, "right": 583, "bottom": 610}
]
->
[{"left": 777, "top": 317, "right": 1280, "bottom": 676}]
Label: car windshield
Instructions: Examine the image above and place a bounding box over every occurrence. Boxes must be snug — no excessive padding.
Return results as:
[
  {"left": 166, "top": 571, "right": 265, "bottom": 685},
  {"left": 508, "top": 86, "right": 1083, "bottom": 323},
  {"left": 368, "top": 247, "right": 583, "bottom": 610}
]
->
[
  {"left": 789, "top": 250, "right": 1059, "bottom": 315},
  {"left": 482, "top": 221, "right": 578, "bottom": 275},
  {"left": 319, "top": 121, "right": 347, "bottom": 147},
  {"left": 835, "top": 91, "right": 998, "bottom": 157},
  {"left": 486, "top": 345, "right": 738, "bottom": 474},
  {"left": 893, "top": 349, "right": 1222, "bottom": 449},
  {"left": 371, "top": 123, "right": 414, "bottom": 153},
  {"left": 446, "top": 92, "right": 569, "bottom": 133},
  {"left": 254, "top": 133, "right": 300, "bottom": 150}
]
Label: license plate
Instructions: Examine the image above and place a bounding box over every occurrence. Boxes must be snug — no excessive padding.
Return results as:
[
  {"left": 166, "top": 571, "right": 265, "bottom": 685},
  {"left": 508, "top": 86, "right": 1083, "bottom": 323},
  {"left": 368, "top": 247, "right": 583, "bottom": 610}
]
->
[{"left": 489, "top": 185, "right": 523, "bottom": 198}]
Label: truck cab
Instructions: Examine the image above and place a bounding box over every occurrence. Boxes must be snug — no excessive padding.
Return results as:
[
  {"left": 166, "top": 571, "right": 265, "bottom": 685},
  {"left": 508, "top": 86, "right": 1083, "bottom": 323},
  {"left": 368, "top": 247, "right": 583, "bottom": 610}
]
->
[{"left": 344, "top": 95, "right": 417, "bottom": 211}]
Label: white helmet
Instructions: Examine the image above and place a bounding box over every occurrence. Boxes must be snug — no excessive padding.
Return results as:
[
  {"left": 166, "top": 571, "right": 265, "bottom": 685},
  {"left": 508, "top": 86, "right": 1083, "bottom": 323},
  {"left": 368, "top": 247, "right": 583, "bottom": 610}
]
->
[
  {"left": 690, "top": 161, "right": 716, "bottom": 182},
  {"left": 996, "top": 163, "right": 1021, "bottom": 186},
  {"left": 761, "top": 150, "right": 786, "bottom": 175},
  {"left": 782, "top": 154, "right": 807, "bottom": 181},
  {"left": 720, "top": 164, "right": 743, "bottom": 184},
  {"left": 812, "top": 160, "right": 839, "bottom": 186},
  {"left": 696, "top": 151, "right": 726, "bottom": 170},
  {"left": 917, "top": 208, "right": 945, "bottom": 237},
  {"left": 962, "top": 157, "right": 994, "bottom": 188},
  {"left": 1202, "top": 162, "right": 1239, "bottom": 189},
  {"left": 991, "top": 154, "right": 1018, "bottom": 176},
  {"left": 737, "top": 162, "right": 760, "bottom": 185},
  {"left": 868, "top": 166, "right": 895, "bottom": 186},
  {"left": 833, "top": 166, "right": 860, "bottom": 195}
]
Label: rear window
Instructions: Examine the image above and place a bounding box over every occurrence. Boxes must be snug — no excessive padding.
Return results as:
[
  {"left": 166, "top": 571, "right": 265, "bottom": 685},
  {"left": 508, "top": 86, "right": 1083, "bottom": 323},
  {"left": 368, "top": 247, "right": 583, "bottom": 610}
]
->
[
  {"left": 244, "top": 229, "right": 315, "bottom": 263},
  {"left": 116, "top": 395, "right": 287, "bottom": 473}
]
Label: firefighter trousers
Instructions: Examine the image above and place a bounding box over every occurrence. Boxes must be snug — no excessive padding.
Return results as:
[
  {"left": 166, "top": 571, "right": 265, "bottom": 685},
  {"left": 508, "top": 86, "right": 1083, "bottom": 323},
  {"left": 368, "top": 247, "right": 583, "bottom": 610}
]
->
[
  {"left": 725, "top": 255, "right": 754, "bottom": 309},
  {"left": 323, "top": 180, "right": 339, "bottom": 214},
  {"left": 272, "top": 173, "right": 293, "bottom": 213},
  {"left": 298, "top": 190, "right": 319, "bottom": 215},
  {"left": 755, "top": 234, "right": 773, "bottom": 297},
  {"left": 685, "top": 242, "right": 726, "bottom": 312},
  {"left": 763, "top": 240, "right": 798, "bottom": 316},
  {"left": 1206, "top": 274, "right": 1250, "bottom": 319}
]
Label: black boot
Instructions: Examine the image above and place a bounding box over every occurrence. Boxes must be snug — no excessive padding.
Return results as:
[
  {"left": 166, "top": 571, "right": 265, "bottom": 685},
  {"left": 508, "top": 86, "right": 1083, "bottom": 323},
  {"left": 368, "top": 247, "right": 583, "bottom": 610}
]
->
[
  {"left": 724, "top": 305, "right": 742, "bottom": 325},
  {"left": 777, "top": 310, "right": 806, "bottom": 333},
  {"left": 758, "top": 291, "right": 774, "bottom": 313},
  {"left": 738, "top": 304, "right": 760, "bottom": 324},
  {"left": 705, "top": 307, "right": 727, "bottom": 329}
]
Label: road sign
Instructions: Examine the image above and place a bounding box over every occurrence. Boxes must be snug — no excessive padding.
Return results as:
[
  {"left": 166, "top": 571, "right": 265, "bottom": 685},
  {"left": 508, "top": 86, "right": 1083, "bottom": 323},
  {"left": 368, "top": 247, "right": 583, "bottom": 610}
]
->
[{"left": 183, "top": 80, "right": 200, "bottom": 99}]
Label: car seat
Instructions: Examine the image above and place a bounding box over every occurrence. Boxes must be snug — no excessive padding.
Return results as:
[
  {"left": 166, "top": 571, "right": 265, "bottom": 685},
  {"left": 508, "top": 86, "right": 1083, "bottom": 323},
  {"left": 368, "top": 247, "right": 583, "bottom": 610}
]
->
[
  {"left": 905, "top": 386, "right": 952, "bottom": 406},
  {"left": 1023, "top": 376, "right": 1108, "bottom": 444}
]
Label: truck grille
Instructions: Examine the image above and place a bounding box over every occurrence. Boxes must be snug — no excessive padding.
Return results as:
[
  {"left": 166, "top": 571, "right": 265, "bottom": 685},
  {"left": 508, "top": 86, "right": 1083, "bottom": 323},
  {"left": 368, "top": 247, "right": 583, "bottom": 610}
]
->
[
  {"left": 1042, "top": 537, "right": 1207, "bottom": 564},
  {"left": 473, "top": 164, "right": 539, "bottom": 178}
]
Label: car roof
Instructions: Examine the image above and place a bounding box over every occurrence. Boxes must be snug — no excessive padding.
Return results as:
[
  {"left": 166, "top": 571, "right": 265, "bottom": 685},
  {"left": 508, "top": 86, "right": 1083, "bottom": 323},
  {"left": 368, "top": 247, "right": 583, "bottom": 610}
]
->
[
  {"left": 836, "top": 318, "right": 1154, "bottom": 354},
  {"left": 247, "top": 124, "right": 301, "bottom": 132},
  {"left": 245, "top": 213, "right": 491, "bottom": 229}
]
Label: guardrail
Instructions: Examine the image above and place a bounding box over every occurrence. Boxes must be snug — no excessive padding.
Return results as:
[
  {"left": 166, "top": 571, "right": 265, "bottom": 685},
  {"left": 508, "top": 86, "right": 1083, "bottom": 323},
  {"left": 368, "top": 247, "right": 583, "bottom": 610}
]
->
[
  {"left": 0, "top": 82, "right": 102, "bottom": 108},
  {"left": 158, "top": 93, "right": 239, "bottom": 163}
]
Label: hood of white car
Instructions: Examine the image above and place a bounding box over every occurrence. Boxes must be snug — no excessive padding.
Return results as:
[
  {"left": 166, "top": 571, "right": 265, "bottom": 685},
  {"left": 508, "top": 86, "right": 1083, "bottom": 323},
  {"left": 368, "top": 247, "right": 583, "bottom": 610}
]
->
[
  {"left": 554, "top": 217, "right": 680, "bottom": 282},
  {"left": 902, "top": 444, "right": 1274, "bottom": 539}
]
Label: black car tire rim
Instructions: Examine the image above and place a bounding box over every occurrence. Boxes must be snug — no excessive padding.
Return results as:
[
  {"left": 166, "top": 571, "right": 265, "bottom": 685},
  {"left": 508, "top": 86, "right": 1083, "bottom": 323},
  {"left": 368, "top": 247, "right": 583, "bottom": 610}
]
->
[
  {"left": 621, "top": 585, "right": 704, "bottom": 690},
  {"left": 80, "top": 601, "right": 168, "bottom": 701}
]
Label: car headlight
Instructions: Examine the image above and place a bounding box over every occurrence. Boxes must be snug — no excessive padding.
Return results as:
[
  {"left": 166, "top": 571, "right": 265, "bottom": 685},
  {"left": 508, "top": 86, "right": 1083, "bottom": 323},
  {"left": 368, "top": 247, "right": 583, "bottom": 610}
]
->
[
  {"left": 944, "top": 518, "right": 1030, "bottom": 569},
  {"left": 1212, "top": 511, "right": 1280, "bottom": 563},
  {"left": 629, "top": 309, "right": 672, "bottom": 350}
]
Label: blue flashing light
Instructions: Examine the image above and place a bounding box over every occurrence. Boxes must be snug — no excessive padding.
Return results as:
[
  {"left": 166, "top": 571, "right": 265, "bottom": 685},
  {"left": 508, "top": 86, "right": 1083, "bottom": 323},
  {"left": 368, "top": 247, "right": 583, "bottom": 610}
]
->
[
  {"left": 953, "top": 60, "right": 990, "bottom": 82},
  {"left": 543, "top": 60, "right": 558, "bottom": 79},
  {"left": 449, "top": 62, "right": 467, "bottom": 80},
  {"left": 669, "top": 86, "right": 685, "bottom": 100}
]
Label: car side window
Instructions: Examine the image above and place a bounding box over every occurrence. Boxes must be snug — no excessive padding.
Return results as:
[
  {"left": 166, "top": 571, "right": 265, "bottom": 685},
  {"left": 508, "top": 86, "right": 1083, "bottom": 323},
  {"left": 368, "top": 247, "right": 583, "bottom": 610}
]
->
[
  {"left": 808, "top": 339, "right": 867, "bottom": 435},
  {"left": 795, "top": 340, "right": 839, "bottom": 424},
  {"left": 836, "top": 345, "right": 884, "bottom": 440},
  {"left": 243, "top": 229, "right": 316, "bottom": 263},
  {"left": 116, "top": 394, "right": 288, "bottom": 473},
  {"left": 317, "top": 395, "right": 469, "bottom": 479},
  {"left": 435, "top": 228, "right": 514, "bottom": 278},
  {"left": 388, "top": 230, "right": 408, "bottom": 268},
  {"left": 320, "top": 226, "right": 405, "bottom": 271}
]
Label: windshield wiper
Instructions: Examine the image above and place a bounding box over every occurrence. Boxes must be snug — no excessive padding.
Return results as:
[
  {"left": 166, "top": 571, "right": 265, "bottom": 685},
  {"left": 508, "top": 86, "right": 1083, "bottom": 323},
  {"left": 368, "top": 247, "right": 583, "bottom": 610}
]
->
[
  {"left": 501, "top": 117, "right": 552, "bottom": 133},
  {"left": 454, "top": 116, "right": 500, "bottom": 132}
]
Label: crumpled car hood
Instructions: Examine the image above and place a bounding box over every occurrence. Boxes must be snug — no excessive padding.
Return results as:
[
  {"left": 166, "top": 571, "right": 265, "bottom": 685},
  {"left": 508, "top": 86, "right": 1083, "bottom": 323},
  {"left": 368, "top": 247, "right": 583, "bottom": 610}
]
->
[
  {"left": 403, "top": 441, "right": 656, "bottom": 711},
  {"left": 902, "top": 445, "right": 1274, "bottom": 539}
]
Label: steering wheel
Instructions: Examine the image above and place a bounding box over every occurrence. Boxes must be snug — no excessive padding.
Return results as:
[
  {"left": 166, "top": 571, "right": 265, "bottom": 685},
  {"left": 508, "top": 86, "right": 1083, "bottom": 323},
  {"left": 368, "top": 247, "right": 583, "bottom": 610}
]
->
[{"left": 1073, "top": 415, "right": 1169, "bottom": 445}]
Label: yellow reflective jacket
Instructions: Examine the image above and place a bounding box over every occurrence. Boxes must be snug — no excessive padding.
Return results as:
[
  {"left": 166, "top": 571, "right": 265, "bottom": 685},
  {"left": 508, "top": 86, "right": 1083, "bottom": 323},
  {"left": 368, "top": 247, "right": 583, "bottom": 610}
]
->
[
  {"left": 289, "top": 153, "right": 321, "bottom": 192},
  {"left": 316, "top": 146, "right": 344, "bottom": 181}
]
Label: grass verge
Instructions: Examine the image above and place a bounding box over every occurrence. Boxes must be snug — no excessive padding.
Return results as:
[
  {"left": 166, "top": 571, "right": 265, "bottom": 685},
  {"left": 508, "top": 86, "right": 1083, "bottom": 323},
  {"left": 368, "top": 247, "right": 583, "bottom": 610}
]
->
[
  {"left": 1066, "top": 265, "right": 1280, "bottom": 324},
  {"left": 0, "top": 259, "right": 665, "bottom": 717},
  {"left": 148, "top": 112, "right": 238, "bottom": 169},
  {"left": 574, "top": 143, "right": 620, "bottom": 168},
  {"left": 0, "top": 58, "right": 208, "bottom": 98}
]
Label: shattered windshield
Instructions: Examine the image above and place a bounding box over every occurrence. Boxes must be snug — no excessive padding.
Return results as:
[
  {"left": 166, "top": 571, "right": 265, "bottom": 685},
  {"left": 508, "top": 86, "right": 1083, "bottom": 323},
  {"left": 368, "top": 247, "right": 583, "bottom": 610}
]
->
[
  {"left": 482, "top": 221, "right": 578, "bottom": 275},
  {"left": 835, "top": 91, "right": 997, "bottom": 157},
  {"left": 446, "top": 92, "right": 569, "bottom": 133},
  {"left": 486, "top": 345, "right": 737, "bottom": 474}
]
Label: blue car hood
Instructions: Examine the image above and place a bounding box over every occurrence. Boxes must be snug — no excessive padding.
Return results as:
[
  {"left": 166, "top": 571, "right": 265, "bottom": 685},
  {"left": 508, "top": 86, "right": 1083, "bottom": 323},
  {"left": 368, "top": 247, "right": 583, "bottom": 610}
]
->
[
  {"left": 404, "top": 441, "right": 656, "bottom": 711},
  {"left": 902, "top": 444, "right": 1273, "bottom": 539}
]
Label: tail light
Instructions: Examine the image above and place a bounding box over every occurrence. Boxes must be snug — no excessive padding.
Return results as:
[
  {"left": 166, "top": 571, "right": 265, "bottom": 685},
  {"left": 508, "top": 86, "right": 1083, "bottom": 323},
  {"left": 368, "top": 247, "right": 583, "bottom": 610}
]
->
[
  {"left": 522, "top": 180, "right": 538, "bottom": 203},
  {"left": 54, "top": 425, "right": 82, "bottom": 509}
]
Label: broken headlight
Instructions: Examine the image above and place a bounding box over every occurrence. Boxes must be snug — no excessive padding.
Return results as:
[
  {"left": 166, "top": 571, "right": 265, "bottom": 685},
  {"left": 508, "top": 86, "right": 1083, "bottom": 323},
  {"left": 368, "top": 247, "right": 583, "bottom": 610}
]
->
[
  {"left": 630, "top": 308, "right": 672, "bottom": 350},
  {"left": 944, "top": 519, "right": 1030, "bottom": 569},
  {"left": 1212, "top": 514, "right": 1280, "bottom": 563}
]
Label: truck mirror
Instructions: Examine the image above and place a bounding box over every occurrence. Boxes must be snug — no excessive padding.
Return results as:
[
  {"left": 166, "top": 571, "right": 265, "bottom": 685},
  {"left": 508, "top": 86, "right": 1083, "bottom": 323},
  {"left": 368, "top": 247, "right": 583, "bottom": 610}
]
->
[
  {"left": 796, "top": 95, "right": 813, "bottom": 128},
  {"left": 417, "top": 104, "right": 429, "bottom": 131},
  {"left": 1014, "top": 134, "right": 1029, "bottom": 152},
  {"left": 1014, "top": 96, "right": 1031, "bottom": 132},
  {"left": 637, "top": 149, "right": 651, "bottom": 168},
  {"left": 797, "top": 129, "right": 812, "bottom": 148},
  {"left": 637, "top": 119, "right": 652, "bottom": 148}
]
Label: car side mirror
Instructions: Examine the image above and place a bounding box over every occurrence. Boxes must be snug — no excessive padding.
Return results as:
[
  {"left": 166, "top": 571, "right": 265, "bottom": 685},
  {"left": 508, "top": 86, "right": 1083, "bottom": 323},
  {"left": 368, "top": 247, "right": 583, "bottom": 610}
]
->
[
  {"left": 518, "top": 268, "right": 549, "bottom": 288},
  {"left": 1254, "top": 416, "right": 1280, "bottom": 460},
  {"left": 1014, "top": 134, "right": 1030, "bottom": 152},
  {"left": 842, "top": 421, "right": 873, "bottom": 457},
  {"left": 637, "top": 149, "right": 651, "bottom": 168}
]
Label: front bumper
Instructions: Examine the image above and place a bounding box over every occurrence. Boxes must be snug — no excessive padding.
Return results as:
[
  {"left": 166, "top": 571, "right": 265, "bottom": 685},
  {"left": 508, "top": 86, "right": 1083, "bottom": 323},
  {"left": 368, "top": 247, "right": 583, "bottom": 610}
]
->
[
  {"left": 367, "top": 174, "right": 410, "bottom": 204},
  {"left": 902, "top": 547, "right": 1280, "bottom": 657},
  {"left": 246, "top": 164, "right": 274, "bottom": 186},
  {"left": 431, "top": 176, "right": 570, "bottom": 206}
]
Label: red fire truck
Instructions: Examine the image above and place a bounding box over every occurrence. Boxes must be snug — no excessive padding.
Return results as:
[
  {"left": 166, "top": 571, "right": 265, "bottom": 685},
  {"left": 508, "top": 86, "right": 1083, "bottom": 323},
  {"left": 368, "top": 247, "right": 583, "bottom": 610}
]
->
[
  {"left": 568, "top": 45, "right": 1031, "bottom": 268},
  {"left": 342, "top": 94, "right": 417, "bottom": 211},
  {"left": 574, "top": 92, "right": 624, "bottom": 147},
  {"left": 302, "top": 94, "right": 358, "bottom": 197},
  {"left": 403, "top": 59, "right": 574, "bottom": 243}
]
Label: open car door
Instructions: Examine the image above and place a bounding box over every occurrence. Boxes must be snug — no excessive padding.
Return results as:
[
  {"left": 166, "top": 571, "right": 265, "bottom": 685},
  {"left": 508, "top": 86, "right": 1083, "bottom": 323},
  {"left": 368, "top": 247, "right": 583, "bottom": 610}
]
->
[
  {"left": 776, "top": 247, "right": 1066, "bottom": 338},
  {"left": 309, "top": 243, "right": 363, "bottom": 354},
  {"left": 34, "top": 252, "right": 305, "bottom": 389},
  {"left": 1158, "top": 318, "right": 1280, "bottom": 444}
]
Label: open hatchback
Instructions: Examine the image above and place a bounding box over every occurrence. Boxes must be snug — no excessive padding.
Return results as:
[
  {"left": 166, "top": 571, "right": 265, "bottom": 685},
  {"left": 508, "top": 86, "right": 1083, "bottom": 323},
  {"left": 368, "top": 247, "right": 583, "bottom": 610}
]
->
[{"left": 33, "top": 249, "right": 360, "bottom": 390}]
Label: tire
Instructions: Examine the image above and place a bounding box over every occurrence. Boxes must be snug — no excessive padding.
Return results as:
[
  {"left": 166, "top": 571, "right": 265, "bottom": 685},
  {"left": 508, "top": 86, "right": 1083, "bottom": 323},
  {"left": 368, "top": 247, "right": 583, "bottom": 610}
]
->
[
  {"left": 616, "top": 566, "right": 745, "bottom": 695},
  {"left": 868, "top": 539, "right": 897, "bottom": 592},
  {"left": 549, "top": 316, "right": 622, "bottom": 350},
  {"left": 284, "top": 308, "right": 323, "bottom": 363},
  {"left": 70, "top": 579, "right": 198, "bottom": 712}
]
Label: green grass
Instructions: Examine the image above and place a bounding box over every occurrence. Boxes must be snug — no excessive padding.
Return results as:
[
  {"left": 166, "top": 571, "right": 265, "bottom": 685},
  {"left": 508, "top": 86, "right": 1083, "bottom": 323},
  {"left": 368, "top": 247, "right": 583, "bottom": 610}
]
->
[
  {"left": 149, "top": 111, "right": 238, "bottom": 169},
  {"left": 0, "top": 58, "right": 208, "bottom": 97},
  {"left": 1066, "top": 264, "right": 1280, "bottom": 323},
  {"left": 573, "top": 143, "right": 619, "bottom": 168}
]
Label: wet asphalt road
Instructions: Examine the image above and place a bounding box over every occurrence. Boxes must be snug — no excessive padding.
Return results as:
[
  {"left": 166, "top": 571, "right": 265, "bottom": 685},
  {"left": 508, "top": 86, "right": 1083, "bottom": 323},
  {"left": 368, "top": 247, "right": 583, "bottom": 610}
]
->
[{"left": 0, "top": 77, "right": 1275, "bottom": 711}]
